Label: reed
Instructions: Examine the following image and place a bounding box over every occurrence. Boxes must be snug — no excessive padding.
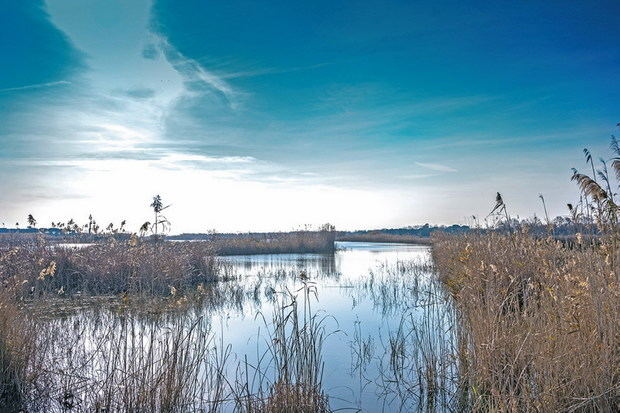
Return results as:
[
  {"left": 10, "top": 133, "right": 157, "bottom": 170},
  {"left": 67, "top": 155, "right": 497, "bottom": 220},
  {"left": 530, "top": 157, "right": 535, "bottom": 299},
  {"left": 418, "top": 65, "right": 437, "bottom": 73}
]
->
[
  {"left": 173, "top": 230, "right": 337, "bottom": 255},
  {"left": 0, "top": 288, "right": 31, "bottom": 411},
  {"left": 0, "top": 280, "right": 334, "bottom": 412},
  {"left": 433, "top": 231, "right": 620, "bottom": 411},
  {"left": 232, "top": 283, "right": 332, "bottom": 412},
  {"left": 0, "top": 236, "right": 219, "bottom": 298}
]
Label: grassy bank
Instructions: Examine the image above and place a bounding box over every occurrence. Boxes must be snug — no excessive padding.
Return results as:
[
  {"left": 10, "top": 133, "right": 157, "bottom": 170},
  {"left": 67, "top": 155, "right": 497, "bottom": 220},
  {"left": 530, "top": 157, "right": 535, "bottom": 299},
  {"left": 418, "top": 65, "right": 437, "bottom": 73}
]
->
[
  {"left": 0, "top": 229, "right": 337, "bottom": 299},
  {"left": 0, "top": 237, "right": 219, "bottom": 298},
  {"left": 206, "top": 230, "right": 336, "bottom": 255},
  {"left": 433, "top": 231, "right": 620, "bottom": 411}
]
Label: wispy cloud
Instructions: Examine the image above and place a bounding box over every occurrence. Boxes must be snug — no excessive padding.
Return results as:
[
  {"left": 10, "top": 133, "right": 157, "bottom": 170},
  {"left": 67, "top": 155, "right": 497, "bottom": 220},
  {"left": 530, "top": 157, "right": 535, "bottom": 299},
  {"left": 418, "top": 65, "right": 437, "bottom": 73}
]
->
[
  {"left": 0, "top": 80, "right": 71, "bottom": 93},
  {"left": 415, "top": 162, "right": 457, "bottom": 172},
  {"left": 158, "top": 38, "right": 239, "bottom": 108},
  {"left": 400, "top": 173, "right": 436, "bottom": 179},
  {"left": 219, "top": 62, "right": 329, "bottom": 79}
]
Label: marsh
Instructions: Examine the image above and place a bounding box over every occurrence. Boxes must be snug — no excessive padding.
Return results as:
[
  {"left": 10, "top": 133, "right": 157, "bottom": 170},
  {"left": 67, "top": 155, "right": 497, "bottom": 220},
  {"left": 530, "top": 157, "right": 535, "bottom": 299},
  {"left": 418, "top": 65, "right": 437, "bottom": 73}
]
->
[{"left": 11, "top": 241, "right": 457, "bottom": 412}]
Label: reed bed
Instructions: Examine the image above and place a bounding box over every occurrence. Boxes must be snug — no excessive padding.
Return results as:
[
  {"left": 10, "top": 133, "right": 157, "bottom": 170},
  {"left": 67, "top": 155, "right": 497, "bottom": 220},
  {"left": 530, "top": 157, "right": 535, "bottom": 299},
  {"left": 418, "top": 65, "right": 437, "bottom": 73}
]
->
[
  {"left": 0, "top": 236, "right": 219, "bottom": 298},
  {"left": 232, "top": 284, "right": 332, "bottom": 412},
  {"left": 346, "top": 256, "right": 461, "bottom": 411},
  {"left": 0, "top": 287, "right": 33, "bottom": 411},
  {"left": 0, "top": 229, "right": 338, "bottom": 299},
  {"left": 433, "top": 230, "right": 620, "bottom": 412},
  {"left": 21, "top": 313, "right": 229, "bottom": 412},
  {"left": 0, "top": 279, "right": 334, "bottom": 412},
  {"left": 171, "top": 231, "right": 337, "bottom": 255}
]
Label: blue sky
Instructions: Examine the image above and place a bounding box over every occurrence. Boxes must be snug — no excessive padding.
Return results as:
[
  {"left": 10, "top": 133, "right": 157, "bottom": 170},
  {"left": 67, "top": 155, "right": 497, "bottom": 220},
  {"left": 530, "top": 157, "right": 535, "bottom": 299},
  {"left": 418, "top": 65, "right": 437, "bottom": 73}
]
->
[{"left": 1, "top": 0, "right": 619, "bottom": 232}]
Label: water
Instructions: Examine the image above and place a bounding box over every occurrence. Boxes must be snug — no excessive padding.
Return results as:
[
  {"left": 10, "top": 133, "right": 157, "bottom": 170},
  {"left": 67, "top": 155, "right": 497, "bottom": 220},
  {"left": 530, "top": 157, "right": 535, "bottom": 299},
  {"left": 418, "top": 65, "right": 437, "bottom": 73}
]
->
[{"left": 28, "top": 242, "right": 458, "bottom": 412}]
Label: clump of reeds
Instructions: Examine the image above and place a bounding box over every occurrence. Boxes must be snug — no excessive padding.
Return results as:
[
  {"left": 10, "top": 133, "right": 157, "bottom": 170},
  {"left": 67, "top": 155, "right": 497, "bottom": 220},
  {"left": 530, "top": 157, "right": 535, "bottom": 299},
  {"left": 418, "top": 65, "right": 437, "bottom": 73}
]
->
[
  {"left": 430, "top": 132, "right": 620, "bottom": 411},
  {"left": 433, "top": 230, "right": 620, "bottom": 411},
  {"left": 198, "top": 230, "right": 337, "bottom": 256},
  {"left": 0, "top": 236, "right": 219, "bottom": 298},
  {"left": 233, "top": 283, "right": 332, "bottom": 412},
  {"left": 0, "top": 288, "right": 29, "bottom": 411},
  {"left": 370, "top": 265, "right": 459, "bottom": 411},
  {"left": 14, "top": 311, "right": 231, "bottom": 412},
  {"left": 258, "top": 380, "right": 330, "bottom": 413},
  {"left": 1, "top": 276, "right": 334, "bottom": 412}
]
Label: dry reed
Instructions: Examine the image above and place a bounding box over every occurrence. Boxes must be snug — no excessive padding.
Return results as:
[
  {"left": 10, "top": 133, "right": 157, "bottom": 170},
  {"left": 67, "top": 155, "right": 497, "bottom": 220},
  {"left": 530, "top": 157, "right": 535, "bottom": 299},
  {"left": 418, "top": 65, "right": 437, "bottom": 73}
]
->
[{"left": 433, "top": 230, "right": 620, "bottom": 411}]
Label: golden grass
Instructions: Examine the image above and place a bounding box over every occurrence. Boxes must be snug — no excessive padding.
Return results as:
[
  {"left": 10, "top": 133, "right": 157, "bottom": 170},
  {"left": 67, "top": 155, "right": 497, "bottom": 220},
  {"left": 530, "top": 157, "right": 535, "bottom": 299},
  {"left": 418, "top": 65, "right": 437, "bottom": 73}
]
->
[
  {"left": 0, "top": 228, "right": 338, "bottom": 299},
  {"left": 204, "top": 231, "right": 336, "bottom": 255},
  {"left": 433, "top": 230, "right": 620, "bottom": 412},
  {"left": 0, "top": 286, "right": 37, "bottom": 411},
  {"left": 0, "top": 236, "right": 219, "bottom": 297}
]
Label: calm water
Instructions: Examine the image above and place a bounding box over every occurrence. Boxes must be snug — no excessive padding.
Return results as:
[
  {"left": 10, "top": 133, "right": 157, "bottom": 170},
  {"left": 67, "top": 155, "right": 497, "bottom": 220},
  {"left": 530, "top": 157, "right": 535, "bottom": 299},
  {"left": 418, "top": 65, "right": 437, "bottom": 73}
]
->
[{"left": 32, "top": 242, "right": 458, "bottom": 412}]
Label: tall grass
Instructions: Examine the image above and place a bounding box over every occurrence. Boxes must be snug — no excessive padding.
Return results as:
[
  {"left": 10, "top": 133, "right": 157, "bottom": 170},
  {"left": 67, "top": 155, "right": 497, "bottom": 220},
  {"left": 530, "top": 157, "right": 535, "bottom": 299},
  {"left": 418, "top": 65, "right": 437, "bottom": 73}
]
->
[
  {"left": 347, "top": 257, "right": 461, "bottom": 411},
  {"left": 232, "top": 284, "right": 332, "bottom": 412},
  {"left": 0, "top": 229, "right": 337, "bottom": 299},
  {"left": 428, "top": 132, "right": 620, "bottom": 411},
  {"left": 0, "top": 236, "right": 219, "bottom": 298},
  {"left": 192, "top": 231, "right": 336, "bottom": 255},
  {"left": 13, "top": 312, "right": 231, "bottom": 411},
  {"left": 0, "top": 288, "right": 31, "bottom": 411},
  {"left": 0, "top": 280, "right": 334, "bottom": 412},
  {"left": 433, "top": 230, "right": 620, "bottom": 411}
]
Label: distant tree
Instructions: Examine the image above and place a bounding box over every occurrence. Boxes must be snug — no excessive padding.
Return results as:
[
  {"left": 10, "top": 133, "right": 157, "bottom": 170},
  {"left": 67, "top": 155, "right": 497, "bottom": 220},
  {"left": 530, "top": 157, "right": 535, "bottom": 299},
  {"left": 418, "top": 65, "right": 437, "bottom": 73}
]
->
[
  {"left": 150, "top": 195, "right": 171, "bottom": 235},
  {"left": 319, "top": 223, "right": 336, "bottom": 232},
  {"left": 27, "top": 214, "right": 37, "bottom": 228},
  {"left": 88, "top": 214, "right": 93, "bottom": 234}
]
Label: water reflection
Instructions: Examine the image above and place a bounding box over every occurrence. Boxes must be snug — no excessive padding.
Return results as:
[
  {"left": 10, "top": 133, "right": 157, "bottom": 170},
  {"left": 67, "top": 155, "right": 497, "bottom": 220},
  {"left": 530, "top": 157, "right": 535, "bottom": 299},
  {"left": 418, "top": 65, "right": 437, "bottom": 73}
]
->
[
  {"left": 26, "top": 242, "right": 458, "bottom": 412},
  {"left": 218, "top": 251, "right": 337, "bottom": 278}
]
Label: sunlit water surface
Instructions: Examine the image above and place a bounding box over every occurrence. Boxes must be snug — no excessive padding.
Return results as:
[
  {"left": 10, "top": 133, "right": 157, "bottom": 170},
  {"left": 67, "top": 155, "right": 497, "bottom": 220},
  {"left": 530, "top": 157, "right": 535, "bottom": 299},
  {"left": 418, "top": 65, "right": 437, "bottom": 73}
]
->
[{"left": 32, "top": 242, "right": 458, "bottom": 412}]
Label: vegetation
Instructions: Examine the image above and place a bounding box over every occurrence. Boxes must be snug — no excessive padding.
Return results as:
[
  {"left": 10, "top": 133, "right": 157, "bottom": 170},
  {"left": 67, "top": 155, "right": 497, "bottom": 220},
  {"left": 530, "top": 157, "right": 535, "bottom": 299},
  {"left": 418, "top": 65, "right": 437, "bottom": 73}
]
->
[
  {"left": 206, "top": 231, "right": 336, "bottom": 255},
  {"left": 0, "top": 280, "right": 334, "bottom": 412},
  {"left": 0, "top": 287, "right": 31, "bottom": 411},
  {"left": 237, "top": 285, "right": 331, "bottom": 412},
  {"left": 431, "top": 133, "right": 620, "bottom": 411},
  {"left": 434, "top": 231, "right": 619, "bottom": 411},
  {"left": 0, "top": 236, "right": 219, "bottom": 298},
  {"left": 336, "top": 224, "right": 469, "bottom": 244},
  {"left": 336, "top": 231, "right": 431, "bottom": 244}
]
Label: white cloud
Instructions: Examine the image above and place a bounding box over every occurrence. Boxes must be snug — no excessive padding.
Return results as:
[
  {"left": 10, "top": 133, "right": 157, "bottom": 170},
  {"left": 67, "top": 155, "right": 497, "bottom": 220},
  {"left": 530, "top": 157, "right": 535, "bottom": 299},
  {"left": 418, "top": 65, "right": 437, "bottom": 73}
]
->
[
  {"left": 415, "top": 162, "right": 457, "bottom": 172},
  {"left": 0, "top": 80, "right": 71, "bottom": 93},
  {"left": 400, "top": 173, "right": 436, "bottom": 179},
  {"left": 158, "top": 37, "right": 240, "bottom": 108},
  {"left": 162, "top": 153, "right": 255, "bottom": 164}
]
